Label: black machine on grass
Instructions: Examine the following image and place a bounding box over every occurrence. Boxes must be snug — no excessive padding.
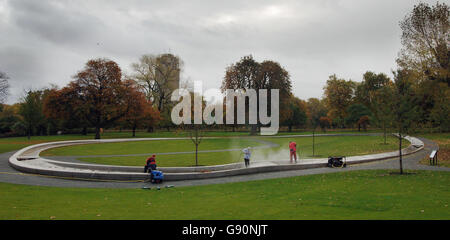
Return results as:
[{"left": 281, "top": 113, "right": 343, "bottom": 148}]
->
[{"left": 327, "top": 156, "right": 347, "bottom": 168}]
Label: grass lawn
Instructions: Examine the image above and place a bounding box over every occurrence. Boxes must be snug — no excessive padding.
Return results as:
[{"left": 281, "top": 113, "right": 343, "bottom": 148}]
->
[
  {"left": 261, "top": 135, "right": 400, "bottom": 158},
  {"left": 41, "top": 138, "right": 263, "bottom": 156},
  {"left": 0, "top": 170, "right": 448, "bottom": 220},
  {"left": 79, "top": 151, "right": 243, "bottom": 167},
  {"left": 0, "top": 130, "right": 356, "bottom": 155},
  {"left": 60, "top": 135, "right": 400, "bottom": 167},
  {"left": 0, "top": 131, "right": 249, "bottom": 154}
]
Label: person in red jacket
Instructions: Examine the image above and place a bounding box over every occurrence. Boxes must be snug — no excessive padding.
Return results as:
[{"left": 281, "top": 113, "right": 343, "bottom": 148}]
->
[
  {"left": 144, "top": 155, "right": 157, "bottom": 173},
  {"left": 289, "top": 141, "right": 297, "bottom": 163}
]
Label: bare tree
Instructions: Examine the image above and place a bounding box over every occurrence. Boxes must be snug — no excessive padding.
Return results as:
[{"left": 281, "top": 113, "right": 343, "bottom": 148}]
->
[
  {"left": 0, "top": 71, "right": 10, "bottom": 103},
  {"left": 397, "top": 2, "right": 449, "bottom": 84},
  {"left": 189, "top": 125, "right": 203, "bottom": 167},
  {"left": 131, "top": 53, "right": 182, "bottom": 112}
]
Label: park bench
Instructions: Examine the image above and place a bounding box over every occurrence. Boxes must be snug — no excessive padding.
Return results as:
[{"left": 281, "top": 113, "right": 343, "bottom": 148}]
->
[{"left": 429, "top": 150, "right": 438, "bottom": 166}]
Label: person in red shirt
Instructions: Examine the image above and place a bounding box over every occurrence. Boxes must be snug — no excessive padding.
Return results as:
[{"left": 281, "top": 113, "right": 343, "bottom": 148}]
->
[
  {"left": 144, "top": 155, "right": 157, "bottom": 173},
  {"left": 289, "top": 141, "right": 297, "bottom": 163}
]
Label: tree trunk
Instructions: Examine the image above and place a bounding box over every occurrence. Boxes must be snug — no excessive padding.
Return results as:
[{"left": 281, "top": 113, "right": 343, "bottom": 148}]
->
[
  {"left": 95, "top": 126, "right": 101, "bottom": 139},
  {"left": 383, "top": 123, "right": 387, "bottom": 144},
  {"left": 27, "top": 125, "right": 31, "bottom": 140},
  {"left": 312, "top": 128, "right": 315, "bottom": 157},
  {"left": 250, "top": 125, "right": 258, "bottom": 135},
  {"left": 132, "top": 125, "right": 136, "bottom": 137},
  {"left": 399, "top": 132, "right": 403, "bottom": 174},
  {"left": 288, "top": 125, "right": 292, "bottom": 132},
  {"left": 195, "top": 144, "right": 198, "bottom": 166},
  {"left": 82, "top": 126, "right": 87, "bottom": 136}
]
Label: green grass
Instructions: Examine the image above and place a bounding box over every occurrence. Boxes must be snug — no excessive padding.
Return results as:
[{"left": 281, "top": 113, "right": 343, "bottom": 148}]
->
[
  {"left": 0, "top": 170, "right": 448, "bottom": 220},
  {"left": 74, "top": 135, "right": 400, "bottom": 167},
  {"left": 0, "top": 131, "right": 249, "bottom": 154},
  {"left": 261, "top": 135, "right": 400, "bottom": 157},
  {"left": 0, "top": 129, "right": 383, "bottom": 154},
  {"left": 41, "top": 138, "right": 262, "bottom": 156},
  {"left": 79, "top": 151, "right": 242, "bottom": 167}
]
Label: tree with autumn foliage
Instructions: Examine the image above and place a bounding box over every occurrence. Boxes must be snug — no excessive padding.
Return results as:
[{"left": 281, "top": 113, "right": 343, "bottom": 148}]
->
[
  {"left": 323, "top": 74, "right": 356, "bottom": 128},
  {"left": 44, "top": 58, "right": 142, "bottom": 139},
  {"left": 43, "top": 83, "right": 90, "bottom": 135},
  {"left": 319, "top": 116, "right": 332, "bottom": 132},
  {"left": 119, "top": 80, "right": 160, "bottom": 137},
  {"left": 74, "top": 58, "right": 134, "bottom": 139}
]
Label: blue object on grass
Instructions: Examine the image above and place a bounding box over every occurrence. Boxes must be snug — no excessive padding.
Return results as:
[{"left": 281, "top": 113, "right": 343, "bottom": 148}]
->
[{"left": 151, "top": 170, "right": 164, "bottom": 183}]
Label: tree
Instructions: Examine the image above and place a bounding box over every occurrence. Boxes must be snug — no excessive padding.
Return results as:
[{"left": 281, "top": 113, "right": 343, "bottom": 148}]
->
[
  {"left": 429, "top": 82, "right": 450, "bottom": 132},
  {"left": 306, "top": 98, "right": 328, "bottom": 156},
  {"left": 254, "top": 60, "right": 292, "bottom": 131},
  {"left": 392, "top": 69, "right": 419, "bottom": 174},
  {"left": 356, "top": 71, "right": 395, "bottom": 143},
  {"left": 282, "top": 95, "right": 307, "bottom": 132},
  {"left": 372, "top": 82, "right": 395, "bottom": 144},
  {"left": 397, "top": 2, "right": 449, "bottom": 85},
  {"left": 396, "top": 2, "right": 449, "bottom": 132},
  {"left": 43, "top": 83, "right": 91, "bottom": 135},
  {"left": 323, "top": 74, "right": 356, "bottom": 127},
  {"left": 131, "top": 53, "right": 182, "bottom": 112},
  {"left": 355, "top": 71, "right": 391, "bottom": 109},
  {"left": 222, "top": 55, "right": 262, "bottom": 135},
  {"left": 306, "top": 98, "right": 328, "bottom": 129},
  {"left": 0, "top": 104, "right": 21, "bottom": 134},
  {"left": 189, "top": 125, "right": 203, "bottom": 166},
  {"left": 345, "top": 104, "right": 372, "bottom": 131},
  {"left": 120, "top": 80, "right": 160, "bottom": 137},
  {"left": 0, "top": 71, "right": 9, "bottom": 103},
  {"left": 319, "top": 116, "right": 332, "bottom": 132},
  {"left": 222, "top": 55, "right": 292, "bottom": 134},
  {"left": 357, "top": 115, "right": 370, "bottom": 131},
  {"left": 18, "top": 90, "right": 46, "bottom": 139},
  {"left": 70, "top": 58, "right": 131, "bottom": 139}
]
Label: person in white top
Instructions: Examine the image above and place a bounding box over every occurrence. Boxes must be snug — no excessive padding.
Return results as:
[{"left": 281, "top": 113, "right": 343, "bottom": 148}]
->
[{"left": 242, "top": 147, "right": 251, "bottom": 168}]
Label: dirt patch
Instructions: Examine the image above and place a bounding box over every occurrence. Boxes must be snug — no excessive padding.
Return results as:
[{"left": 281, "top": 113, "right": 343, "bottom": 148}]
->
[{"left": 420, "top": 139, "right": 450, "bottom": 167}]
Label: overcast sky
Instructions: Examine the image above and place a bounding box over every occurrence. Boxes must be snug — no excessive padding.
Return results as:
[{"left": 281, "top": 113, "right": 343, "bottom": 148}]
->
[{"left": 0, "top": 0, "right": 438, "bottom": 104}]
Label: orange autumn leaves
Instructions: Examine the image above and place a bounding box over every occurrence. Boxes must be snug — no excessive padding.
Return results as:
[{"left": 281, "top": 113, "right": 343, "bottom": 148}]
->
[{"left": 43, "top": 58, "right": 160, "bottom": 138}]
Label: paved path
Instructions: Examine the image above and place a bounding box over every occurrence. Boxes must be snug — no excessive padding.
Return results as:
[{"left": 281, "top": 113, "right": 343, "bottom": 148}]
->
[{"left": 0, "top": 137, "right": 448, "bottom": 189}]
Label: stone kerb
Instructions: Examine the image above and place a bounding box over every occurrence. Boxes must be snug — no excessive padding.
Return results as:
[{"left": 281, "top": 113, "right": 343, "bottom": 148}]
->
[{"left": 8, "top": 135, "right": 424, "bottom": 181}]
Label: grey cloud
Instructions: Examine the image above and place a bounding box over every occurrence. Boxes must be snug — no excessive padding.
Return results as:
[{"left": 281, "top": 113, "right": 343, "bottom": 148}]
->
[
  {"left": 8, "top": 0, "right": 105, "bottom": 47},
  {"left": 0, "top": 0, "right": 432, "bottom": 104}
]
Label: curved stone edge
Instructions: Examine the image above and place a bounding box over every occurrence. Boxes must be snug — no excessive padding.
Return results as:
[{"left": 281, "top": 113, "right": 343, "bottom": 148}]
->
[{"left": 8, "top": 135, "right": 424, "bottom": 182}]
